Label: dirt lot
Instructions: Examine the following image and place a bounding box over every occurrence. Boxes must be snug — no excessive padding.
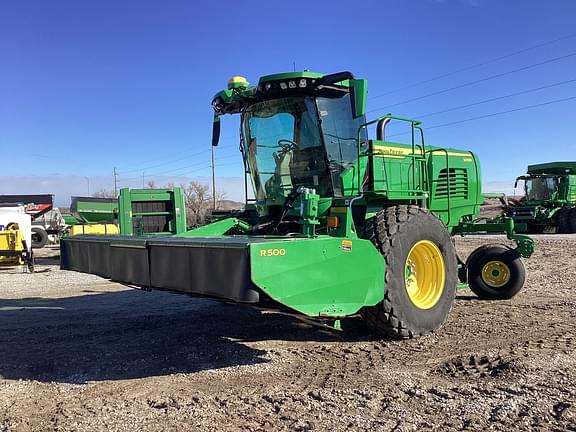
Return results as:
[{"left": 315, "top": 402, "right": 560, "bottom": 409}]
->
[{"left": 0, "top": 237, "right": 575, "bottom": 432}]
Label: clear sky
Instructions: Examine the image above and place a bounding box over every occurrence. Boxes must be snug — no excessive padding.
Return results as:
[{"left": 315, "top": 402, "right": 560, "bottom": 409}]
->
[{"left": 1, "top": 0, "right": 575, "bottom": 205}]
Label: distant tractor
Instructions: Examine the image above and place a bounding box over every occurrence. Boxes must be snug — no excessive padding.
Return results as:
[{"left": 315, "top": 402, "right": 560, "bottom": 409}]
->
[
  {"left": 61, "top": 71, "right": 534, "bottom": 339},
  {"left": 509, "top": 162, "right": 576, "bottom": 233}
]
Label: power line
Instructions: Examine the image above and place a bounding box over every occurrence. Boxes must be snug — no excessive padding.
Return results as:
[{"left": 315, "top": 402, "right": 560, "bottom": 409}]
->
[
  {"left": 369, "top": 32, "right": 576, "bottom": 100},
  {"left": 386, "top": 95, "right": 576, "bottom": 139},
  {"left": 411, "top": 78, "right": 576, "bottom": 120},
  {"left": 118, "top": 149, "right": 209, "bottom": 174},
  {"left": 427, "top": 95, "right": 576, "bottom": 130},
  {"left": 368, "top": 51, "right": 576, "bottom": 113},
  {"left": 116, "top": 138, "right": 240, "bottom": 176}
]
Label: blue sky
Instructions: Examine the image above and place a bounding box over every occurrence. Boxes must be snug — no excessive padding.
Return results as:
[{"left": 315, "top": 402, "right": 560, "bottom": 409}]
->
[{"left": 1, "top": 0, "right": 575, "bottom": 205}]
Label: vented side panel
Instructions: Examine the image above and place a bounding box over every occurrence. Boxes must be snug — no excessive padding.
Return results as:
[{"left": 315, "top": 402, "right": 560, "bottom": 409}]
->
[{"left": 434, "top": 168, "right": 469, "bottom": 199}]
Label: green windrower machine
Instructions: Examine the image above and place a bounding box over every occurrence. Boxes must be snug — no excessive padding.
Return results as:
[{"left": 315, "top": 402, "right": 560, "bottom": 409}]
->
[
  {"left": 61, "top": 71, "right": 534, "bottom": 338},
  {"left": 508, "top": 162, "right": 576, "bottom": 233}
]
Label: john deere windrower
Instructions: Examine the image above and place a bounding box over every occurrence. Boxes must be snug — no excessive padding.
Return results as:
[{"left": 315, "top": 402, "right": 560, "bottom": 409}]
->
[{"left": 61, "top": 71, "right": 534, "bottom": 338}]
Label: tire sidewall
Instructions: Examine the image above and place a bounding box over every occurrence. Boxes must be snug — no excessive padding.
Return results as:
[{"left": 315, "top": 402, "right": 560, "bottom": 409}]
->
[
  {"left": 31, "top": 227, "right": 48, "bottom": 248},
  {"left": 467, "top": 245, "right": 525, "bottom": 299},
  {"left": 385, "top": 212, "right": 457, "bottom": 333}
]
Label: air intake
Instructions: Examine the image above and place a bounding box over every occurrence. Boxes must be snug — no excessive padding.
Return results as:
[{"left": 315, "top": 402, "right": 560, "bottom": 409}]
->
[{"left": 434, "top": 168, "right": 469, "bottom": 199}]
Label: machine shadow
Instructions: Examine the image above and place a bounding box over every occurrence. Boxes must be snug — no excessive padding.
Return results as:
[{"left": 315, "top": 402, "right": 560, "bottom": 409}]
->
[{"left": 0, "top": 288, "right": 372, "bottom": 384}]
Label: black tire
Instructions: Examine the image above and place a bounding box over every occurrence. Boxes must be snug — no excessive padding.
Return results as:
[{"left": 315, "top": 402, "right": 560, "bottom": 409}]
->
[
  {"left": 31, "top": 227, "right": 48, "bottom": 249},
  {"left": 361, "top": 205, "right": 458, "bottom": 339},
  {"left": 526, "top": 224, "right": 545, "bottom": 234},
  {"left": 569, "top": 208, "right": 576, "bottom": 233},
  {"left": 557, "top": 207, "right": 572, "bottom": 234},
  {"left": 466, "top": 245, "right": 525, "bottom": 300}
]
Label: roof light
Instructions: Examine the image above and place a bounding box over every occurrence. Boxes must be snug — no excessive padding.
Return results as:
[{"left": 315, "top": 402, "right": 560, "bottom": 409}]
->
[
  {"left": 265, "top": 82, "right": 272, "bottom": 91},
  {"left": 280, "top": 82, "right": 288, "bottom": 90},
  {"left": 299, "top": 79, "right": 307, "bottom": 88},
  {"left": 289, "top": 81, "right": 296, "bottom": 89},
  {"left": 227, "top": 76, "right": 249, "bottom": 90}
]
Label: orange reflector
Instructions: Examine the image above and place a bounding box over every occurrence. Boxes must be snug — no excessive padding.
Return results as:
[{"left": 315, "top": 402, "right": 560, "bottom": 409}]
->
[{"left": 327, "top": 216, "right": 340, "bottom": 228}]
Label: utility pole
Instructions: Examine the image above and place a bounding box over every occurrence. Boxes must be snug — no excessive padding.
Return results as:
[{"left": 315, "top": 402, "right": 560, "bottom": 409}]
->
[
  {"left": 113, "top": 167, "right": 118, "bottom": 197},
  {"left": 211, "top": 145, "right": 216, "bottom": 210}
]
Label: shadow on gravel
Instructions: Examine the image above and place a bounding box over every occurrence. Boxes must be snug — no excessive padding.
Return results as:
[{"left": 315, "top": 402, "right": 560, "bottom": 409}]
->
[
  {"left": 455, "top": 295, "right": 479, "bottom": 301},
  {"left": 0, "top": 289, "right": 370, "bottom": 384}
]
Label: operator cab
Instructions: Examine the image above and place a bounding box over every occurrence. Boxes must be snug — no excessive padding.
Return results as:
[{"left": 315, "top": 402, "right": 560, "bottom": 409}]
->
[
  {"left": 211, "top": 71, "right": 368, "bottom": 213},
  {"left": 516, "top": 175, "right": 561, "bottom": 202},
  {"left": 242, "top": 93, "right": 366, "bottom": 202}
]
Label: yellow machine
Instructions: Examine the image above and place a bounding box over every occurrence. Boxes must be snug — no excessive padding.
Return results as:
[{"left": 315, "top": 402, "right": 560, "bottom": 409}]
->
[
  {"left": 69, "top": 224, "right": 119, "bottom": 236},
  {"left": 0, "top": 223, "right": 34, "bottom": 272}
]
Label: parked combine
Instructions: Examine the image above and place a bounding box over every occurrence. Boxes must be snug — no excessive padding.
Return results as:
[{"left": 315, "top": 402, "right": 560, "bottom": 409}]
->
[
  {"left": 61, "top": 71, "right": 534, "bottom": 338},
  {"left": 509, "top": 162, "right": 576, "bottom": 233}
]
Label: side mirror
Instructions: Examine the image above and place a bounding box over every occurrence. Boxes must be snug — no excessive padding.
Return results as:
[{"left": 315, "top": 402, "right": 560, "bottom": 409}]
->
[
  {"left": 212, "top": 115, "right": 221, "bottom": 147},
  {"left": 514, "top": 179, "right": 518, "bottom": 189},
  {"left": 349, "top": 79, "right": 367, "bottom": 118}
]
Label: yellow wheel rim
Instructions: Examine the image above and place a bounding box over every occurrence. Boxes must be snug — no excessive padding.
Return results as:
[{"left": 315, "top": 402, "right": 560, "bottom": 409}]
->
[
  {"left": 405, "top": 240, "right": 445, "bottom": 310},
  {"left": 481, "top": 261, "right": 510, "bottom": 288}
]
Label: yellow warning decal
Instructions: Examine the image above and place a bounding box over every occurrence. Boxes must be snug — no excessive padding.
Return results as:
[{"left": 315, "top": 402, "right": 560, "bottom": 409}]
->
[{"left": 341, "top": 240, "right": 352, "bottom": 252}]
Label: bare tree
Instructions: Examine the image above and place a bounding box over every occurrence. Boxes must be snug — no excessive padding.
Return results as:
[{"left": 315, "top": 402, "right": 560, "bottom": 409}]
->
[
  {"left": 92, "top": 189, "right": 116, "bottom": 198},
  {"left": 181, "top": 181, "right": 211, "bottom": 225},
  {"left": 180, "top": 181, "right": 227, "bottom": 226}
]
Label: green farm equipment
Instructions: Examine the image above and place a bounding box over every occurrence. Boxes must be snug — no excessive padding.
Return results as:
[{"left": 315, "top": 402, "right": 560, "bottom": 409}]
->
[
  {"left": 61, "top": 71, "right": 534, "bottom": 338},
  {"left": 118, "top": 187, "right": 187, "bottom": 235},
  {"left": 71, "top": 196, "right": 118, "bottom": 224},
  {"left": 69, "top": 188, "right": 186, "bottom": 236},
  {"left": 508, "top": 162, "right": 576, "bottom": 233}
]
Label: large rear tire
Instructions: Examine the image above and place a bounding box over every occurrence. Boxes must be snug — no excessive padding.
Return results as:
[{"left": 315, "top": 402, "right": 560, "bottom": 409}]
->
[
  {"left": 31, "top": 227, "right": 48, "bottom": 249},
  {"left": 569, "top": 208, "right": 576, "bottom": 233},
  {"left": 361, "top": 205, "right": 458, "bottom": 339},
  {"left": 466, "top": 244, "right": 526, "bottom": 300},
  {"left": 558, "top": 207, "right": 572, "bottom": 234}
]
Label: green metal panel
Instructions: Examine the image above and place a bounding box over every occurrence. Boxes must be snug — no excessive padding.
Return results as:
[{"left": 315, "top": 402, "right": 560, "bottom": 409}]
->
[
  {"left": 179, "top": 217, "right": 250, "bottom": 236},
  {"left": 250, "top": 236, "right": 385, "bottom": 317},
  {"left": 70, "top": 197, "right": 118, "bottom": 224},
  {"left": 370, "top": 141, "right": 426, "bottom": 200},
  {"left": 426, "top": 147, "right": 483, "bottom": 228},
  {"left": 365, "top": 141, "right": 482, "bottom": 228},
  {"left": 118, "top": 187, "right": 187, "bottom": 236},
  {"left": 62, "top": 213, "right": 80, "bottom": 226},
  {"left": 527, "top": 162, "right": 576, "bottom": 175}
]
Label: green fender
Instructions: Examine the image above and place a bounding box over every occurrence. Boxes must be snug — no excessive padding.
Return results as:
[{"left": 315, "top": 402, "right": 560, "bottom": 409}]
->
[{"left": 249, "top": 236, "right": 385, "bottom": 317}]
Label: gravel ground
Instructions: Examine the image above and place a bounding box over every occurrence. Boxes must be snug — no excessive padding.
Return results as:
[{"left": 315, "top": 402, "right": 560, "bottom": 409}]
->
[{"left": 0, "top": 237, "right": 575, "bottom": 432}]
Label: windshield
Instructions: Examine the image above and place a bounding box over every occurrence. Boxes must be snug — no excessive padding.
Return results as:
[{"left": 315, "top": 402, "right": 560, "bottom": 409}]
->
[
  {"left": 243, "top": 97, "right": 330, "bottom": 201},
  {"left": 525, "top": 177, "right": 558, "bottom": 201},
  {"left": 317, "top": 94, "right": 367, "bottom": 196}
]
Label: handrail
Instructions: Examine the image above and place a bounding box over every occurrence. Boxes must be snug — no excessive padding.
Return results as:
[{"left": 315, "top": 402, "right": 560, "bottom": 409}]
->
[{"left": 356, "top": 114, "right": 425, "bottom": 201}]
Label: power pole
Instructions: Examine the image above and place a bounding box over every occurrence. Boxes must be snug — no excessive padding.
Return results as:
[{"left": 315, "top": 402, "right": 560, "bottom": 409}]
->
[
  {"left": 113, "top": 167, "right": 118, "bottom": 197},
  {"left": 211, "top": 145, "right": 216, "bottom": 210}
]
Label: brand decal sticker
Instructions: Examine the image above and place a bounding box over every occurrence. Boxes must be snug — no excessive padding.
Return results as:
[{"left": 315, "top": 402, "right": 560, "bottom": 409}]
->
[
  {"left": 341, "top": 240, "right": 352, "bottom": 252},
  {"left": 260, "top": 248, "right": 286, "bottom": 257}
]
